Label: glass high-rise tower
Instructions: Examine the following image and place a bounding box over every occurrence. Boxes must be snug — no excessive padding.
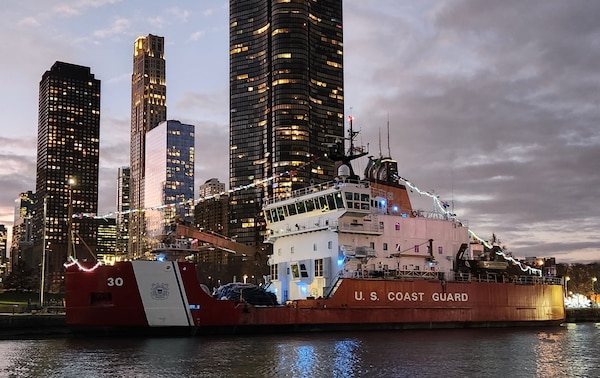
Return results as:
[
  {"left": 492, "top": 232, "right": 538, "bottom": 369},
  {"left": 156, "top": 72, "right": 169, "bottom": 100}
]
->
[
  {"left": 116, "top": 166, "right": 130, "bottom": 258},
  {"left": 129, "top": 34, "right": 167, "bottom": 258},
  {"left": 34, "top": 61, "right": 101, "bottom": 292},
  {"left": 229, "top": 0, "right": 344, "bottom": 246},
  {"left": 144, "top": 120, "right": 195, "bottom": 240}
]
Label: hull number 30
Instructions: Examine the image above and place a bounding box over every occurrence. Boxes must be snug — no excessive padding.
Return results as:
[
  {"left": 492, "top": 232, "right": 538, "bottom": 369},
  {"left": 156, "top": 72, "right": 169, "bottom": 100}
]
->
[{"left": 107, "top": 277, "right": 124, "bottom": 287}]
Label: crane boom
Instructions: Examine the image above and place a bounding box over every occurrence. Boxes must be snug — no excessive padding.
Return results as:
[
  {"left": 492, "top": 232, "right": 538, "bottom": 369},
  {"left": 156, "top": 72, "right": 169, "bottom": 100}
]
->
[{"left": 174, "top": 224, "right": 256, "bottom": 255}]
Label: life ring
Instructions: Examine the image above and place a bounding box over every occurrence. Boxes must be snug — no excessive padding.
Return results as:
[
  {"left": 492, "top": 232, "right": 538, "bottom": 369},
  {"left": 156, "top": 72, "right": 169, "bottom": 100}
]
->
[
  {"left": 363, "top": 270, "right": 368, "bottom": 277},
  {"left": 411, "top": 210, "right": 418, "bottom": 217}
]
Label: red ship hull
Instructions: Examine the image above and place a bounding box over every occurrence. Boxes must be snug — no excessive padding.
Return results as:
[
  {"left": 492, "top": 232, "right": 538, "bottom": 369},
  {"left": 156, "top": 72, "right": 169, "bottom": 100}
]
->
[{"left": 65, "top": 260, "right": 566, "bottom": 335}]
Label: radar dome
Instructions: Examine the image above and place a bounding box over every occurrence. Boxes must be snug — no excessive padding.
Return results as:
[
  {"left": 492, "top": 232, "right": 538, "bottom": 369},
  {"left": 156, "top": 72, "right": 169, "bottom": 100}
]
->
[{"left": 338, "top": 164, "right": 351, "bottom": 179}]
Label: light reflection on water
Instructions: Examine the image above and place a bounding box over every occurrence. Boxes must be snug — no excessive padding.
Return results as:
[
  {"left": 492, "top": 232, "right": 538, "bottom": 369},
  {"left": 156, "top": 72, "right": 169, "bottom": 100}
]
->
[{"left": 0, "top": 324, "right": 599, "bottom": 378}]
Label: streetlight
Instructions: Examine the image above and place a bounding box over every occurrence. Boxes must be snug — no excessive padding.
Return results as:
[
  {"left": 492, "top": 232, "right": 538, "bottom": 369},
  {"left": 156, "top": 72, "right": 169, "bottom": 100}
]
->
[
  {"left": 67, "top": 178, "right": 76, "bottom": 259},
  {"left": 565, "top": 276, "right": 570, "bottom": 297},
  {"left": 592, "top": 277, "right": 597, "bottom": 293}
]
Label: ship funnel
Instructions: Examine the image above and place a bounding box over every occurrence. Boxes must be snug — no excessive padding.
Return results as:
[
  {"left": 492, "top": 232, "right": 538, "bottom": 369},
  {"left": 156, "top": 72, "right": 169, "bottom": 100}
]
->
[{"left": 338, "top": 164, "right": 351, "bottom": 180}]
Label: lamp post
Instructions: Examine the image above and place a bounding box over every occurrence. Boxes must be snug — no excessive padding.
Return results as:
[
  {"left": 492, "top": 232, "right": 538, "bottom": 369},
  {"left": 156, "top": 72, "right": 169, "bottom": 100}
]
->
[
  {"left": 565, "top": 276, "right": 570, "bottom": 297},
  {"left": 67, "top": 178, "right": 75, "bottom": 260},
  {"left": 592, "top": 277, "right": 597, "bottom": 293}
]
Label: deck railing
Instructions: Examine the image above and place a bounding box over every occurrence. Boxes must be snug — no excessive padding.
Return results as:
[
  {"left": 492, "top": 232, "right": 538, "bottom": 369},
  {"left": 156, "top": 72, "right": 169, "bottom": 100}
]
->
[{"left": 338, "top": 269, "right": 562, "bottom": 285}]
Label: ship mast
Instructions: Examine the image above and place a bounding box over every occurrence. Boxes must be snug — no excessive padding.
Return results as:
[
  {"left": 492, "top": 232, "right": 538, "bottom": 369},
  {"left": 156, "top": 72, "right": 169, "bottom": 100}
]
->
[{"left": 329, "top": 115, "right": 368, "bottom": 179}]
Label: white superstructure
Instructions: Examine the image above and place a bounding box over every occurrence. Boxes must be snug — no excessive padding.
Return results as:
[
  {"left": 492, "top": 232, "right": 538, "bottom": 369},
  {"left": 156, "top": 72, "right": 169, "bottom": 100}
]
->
[{"left": 264, "top": 160, "right": 470, "bottom": 303}]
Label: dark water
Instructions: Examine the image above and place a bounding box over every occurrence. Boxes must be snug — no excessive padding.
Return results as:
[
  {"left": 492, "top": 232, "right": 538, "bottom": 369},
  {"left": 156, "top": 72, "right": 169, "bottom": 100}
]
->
[{"left": 1, "top": 323, "right": 599, "bottom": 378}]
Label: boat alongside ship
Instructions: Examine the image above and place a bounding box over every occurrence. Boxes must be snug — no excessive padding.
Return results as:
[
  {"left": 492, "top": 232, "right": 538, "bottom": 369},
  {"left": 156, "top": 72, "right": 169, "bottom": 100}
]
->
[{"left": 64, "top": 127, "right": 566, "bottom": 335}]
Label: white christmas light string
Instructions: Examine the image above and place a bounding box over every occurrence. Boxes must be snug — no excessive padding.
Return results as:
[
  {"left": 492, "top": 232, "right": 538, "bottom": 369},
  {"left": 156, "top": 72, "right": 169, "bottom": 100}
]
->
[
  {"left": 68, "top": 157, "right": 541, "bottom": 276},
  {"left": 395, "top": 174, "right": 541, "bottom": 276}
]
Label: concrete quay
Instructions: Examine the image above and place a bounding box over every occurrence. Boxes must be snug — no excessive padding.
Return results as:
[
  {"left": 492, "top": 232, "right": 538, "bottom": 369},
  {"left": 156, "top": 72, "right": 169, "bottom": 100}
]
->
[
  {"left": 0, "top": 313, "right": 69, "bottom": 338},
  {"left": 565, "top": 308, "right": 600, "bottom": 323}
]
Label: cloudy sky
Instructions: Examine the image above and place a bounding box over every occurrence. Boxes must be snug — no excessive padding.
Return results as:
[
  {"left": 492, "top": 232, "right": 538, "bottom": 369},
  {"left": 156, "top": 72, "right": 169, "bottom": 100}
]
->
[{"left": 1, "top": 0, "right": 598, "bottom": 263}]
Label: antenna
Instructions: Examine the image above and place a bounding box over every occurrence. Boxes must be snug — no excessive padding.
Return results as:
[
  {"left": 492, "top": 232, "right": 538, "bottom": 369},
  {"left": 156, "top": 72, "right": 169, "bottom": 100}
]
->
[
  {"left": 378, "top": 128, "right": 382, "bottom": 158},
  {"left": 387, "top": 113, "right": 391, "bottom": 157}
]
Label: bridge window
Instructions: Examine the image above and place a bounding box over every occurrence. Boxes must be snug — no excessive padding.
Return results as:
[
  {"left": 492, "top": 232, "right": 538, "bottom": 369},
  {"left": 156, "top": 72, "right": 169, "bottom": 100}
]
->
[
  {"left": 326, "top": 193, "right": 336, "bottom": 210},
  {"left": 287, "top": 203, "right": 297, "bottom": 216},
  {"left": 296, "top": 201, "right": 306, "bottom": 214},
  {"left": 305, "top": 198, "right": 315, "bottom": 212},
  {"left": 335, "top": 193, "right": 344, "bottom": 208},
  {"left": 319, "top": 196, "right": 328, "bottom": 210}
]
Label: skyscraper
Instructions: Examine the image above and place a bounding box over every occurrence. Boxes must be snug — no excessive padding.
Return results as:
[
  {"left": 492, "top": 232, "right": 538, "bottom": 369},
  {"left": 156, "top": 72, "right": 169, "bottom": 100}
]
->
[
  {"left": 130, "top": 34, "right": 167, "bottom": 258},
  {"left": 115, "top": 166, "right": 130, "bottom": 258},
  {"left": 229, "top": 0, "right": 344, "bottom": 245},
  {"left": 0, "top": 225, "right": 7, "bottom": 286},
  {"left": 96, "top": 218, "right": 117, "bottom": 262},
  {"left": 34, "top": 61, "right": 100, "bottom": 292},
  {"left": 11, "top": 191, "right": 35, "bottom": 274},
  {"left": 199, "top": 178, "right": 226, "bottom": 199},
  {"left": 195, "top": 178, "right": 229, "bottom": 236},
  {"left": 144, "top": 120, "right": 194, "bottom": 240}
]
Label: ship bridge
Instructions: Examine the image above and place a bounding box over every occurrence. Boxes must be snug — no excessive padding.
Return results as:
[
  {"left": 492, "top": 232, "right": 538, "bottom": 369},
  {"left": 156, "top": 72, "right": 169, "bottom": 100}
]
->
[{"left": 263, "top": 179, "right": 381, "bottom": 242}]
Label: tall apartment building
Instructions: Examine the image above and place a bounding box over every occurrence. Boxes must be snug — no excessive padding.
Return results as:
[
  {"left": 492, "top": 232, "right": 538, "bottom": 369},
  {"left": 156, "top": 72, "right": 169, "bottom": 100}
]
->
[
  {"left": 229, "top": 0, "right": 344, "bottom": 246},
  {"left": 195, "top": 178, "right": 229, "bottom": 236},
  {"left": 116, "top": 166, "right": 130, "bottom": 258},
  {"left": 199, "top": 178, "right": 226, "bottom": 199},
  {"left": 129, "top": 34, "right": 167, "bottom": 258},
  {"left": 10, "top": 191, "right": 35, "bottom": 274},
  {"left": 96, "top": 218, "right": 117, "bottom": 263},
  {"left": 34, "top": 61, "right": 101, "bottom": 292},
  {"left": 0, "top": 225, "right": 7, "bottom": 286},
  {"left": 144, "top": 120, "right": 194, "bottom": 240}
]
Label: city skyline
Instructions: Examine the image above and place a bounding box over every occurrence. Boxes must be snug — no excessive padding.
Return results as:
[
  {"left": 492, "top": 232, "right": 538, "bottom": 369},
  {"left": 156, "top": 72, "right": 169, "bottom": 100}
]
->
[{"left": 0, "top": 1, "right": 599, "bottom": 263}]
